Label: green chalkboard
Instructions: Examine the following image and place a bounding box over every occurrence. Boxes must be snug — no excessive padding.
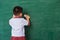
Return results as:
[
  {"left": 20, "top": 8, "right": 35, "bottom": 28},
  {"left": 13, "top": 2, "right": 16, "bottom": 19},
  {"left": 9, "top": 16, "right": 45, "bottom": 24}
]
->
[{"left": 0, "top": 0, "right": 60, "bottom": 40}]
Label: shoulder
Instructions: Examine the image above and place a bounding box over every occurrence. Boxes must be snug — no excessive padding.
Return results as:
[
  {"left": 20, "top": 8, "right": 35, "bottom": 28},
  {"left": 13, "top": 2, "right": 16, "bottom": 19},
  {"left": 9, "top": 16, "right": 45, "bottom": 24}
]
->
[
  {"left": 9, "top": 18, "right": 13, "bottom": 23},
  {"left": 9, "top": 18, "right": 12, "bottom": 21},
  {"left": 20, "top": 18, "right": 26, "bottom": 20}
]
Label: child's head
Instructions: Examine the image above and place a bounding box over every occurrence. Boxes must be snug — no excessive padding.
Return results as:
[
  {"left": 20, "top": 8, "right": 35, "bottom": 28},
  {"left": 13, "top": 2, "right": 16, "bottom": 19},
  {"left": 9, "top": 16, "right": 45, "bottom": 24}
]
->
[{"left": 13, "top": 6, "right": 23, "bottom": 17}]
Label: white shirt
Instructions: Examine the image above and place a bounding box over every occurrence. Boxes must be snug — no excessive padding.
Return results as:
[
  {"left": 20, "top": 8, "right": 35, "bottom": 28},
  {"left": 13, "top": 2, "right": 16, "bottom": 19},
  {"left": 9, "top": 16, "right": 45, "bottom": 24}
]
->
[{"left": 9, "top": 18, "right": 28, "bottom": 37}]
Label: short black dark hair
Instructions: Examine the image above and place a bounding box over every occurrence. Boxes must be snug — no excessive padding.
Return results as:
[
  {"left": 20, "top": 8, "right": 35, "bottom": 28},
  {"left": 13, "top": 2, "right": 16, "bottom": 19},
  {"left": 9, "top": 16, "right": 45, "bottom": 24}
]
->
[{"left": 13, "top": 6, "right": 23, "bottom": 15}]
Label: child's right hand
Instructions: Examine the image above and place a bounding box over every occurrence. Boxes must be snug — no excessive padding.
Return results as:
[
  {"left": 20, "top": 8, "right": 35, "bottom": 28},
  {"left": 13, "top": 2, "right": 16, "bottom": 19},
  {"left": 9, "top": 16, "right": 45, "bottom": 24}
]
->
[{"left": 24, "top": 14, "right": 30, "bottom": 19}]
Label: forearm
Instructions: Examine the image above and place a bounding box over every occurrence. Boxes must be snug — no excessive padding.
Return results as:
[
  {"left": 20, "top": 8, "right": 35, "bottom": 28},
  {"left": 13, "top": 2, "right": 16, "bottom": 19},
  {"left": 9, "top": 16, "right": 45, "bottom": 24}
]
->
[
  {"left": 24, "top": 14, "right": 30, "bottom": 26},
  {"left": 26, "top": 18, "right": 30, "bottom": 26}
]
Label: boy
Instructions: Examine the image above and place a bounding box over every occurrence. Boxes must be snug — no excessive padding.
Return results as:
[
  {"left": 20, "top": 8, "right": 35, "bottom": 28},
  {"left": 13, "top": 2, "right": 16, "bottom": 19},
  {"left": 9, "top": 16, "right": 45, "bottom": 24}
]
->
[{"left": 9, "top": 6, "right": 30, "bottom": 40}]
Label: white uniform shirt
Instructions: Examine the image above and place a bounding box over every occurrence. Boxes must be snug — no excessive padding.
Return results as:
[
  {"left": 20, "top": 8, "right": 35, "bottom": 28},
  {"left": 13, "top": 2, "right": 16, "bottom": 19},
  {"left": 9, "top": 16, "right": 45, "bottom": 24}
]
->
[{"left": 9, "top": 18, "right": 28, "bottom": 37}]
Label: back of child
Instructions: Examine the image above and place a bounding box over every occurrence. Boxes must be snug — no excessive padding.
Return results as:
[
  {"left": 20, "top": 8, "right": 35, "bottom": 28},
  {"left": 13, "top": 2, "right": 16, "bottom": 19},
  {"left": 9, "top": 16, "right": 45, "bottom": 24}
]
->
[{"left": 9, "top": 6, "right": 30, "bottom": 40}]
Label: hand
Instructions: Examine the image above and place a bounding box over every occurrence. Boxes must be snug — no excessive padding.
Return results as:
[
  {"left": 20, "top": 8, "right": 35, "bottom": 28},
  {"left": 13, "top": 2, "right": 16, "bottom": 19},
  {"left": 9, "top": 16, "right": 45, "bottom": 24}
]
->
[
  {"left": 24, "top": 14, "right": 30, "bottom": 19},
  {"left": 12, "top": 15, "right": 15, "bottom": 18}
]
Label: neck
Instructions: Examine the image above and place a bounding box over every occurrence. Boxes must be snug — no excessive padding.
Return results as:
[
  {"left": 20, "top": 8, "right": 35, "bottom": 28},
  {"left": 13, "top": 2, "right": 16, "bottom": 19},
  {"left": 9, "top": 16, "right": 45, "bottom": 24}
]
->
[{"left": 14, "top": 16, "right": 22, "bottom": 18}]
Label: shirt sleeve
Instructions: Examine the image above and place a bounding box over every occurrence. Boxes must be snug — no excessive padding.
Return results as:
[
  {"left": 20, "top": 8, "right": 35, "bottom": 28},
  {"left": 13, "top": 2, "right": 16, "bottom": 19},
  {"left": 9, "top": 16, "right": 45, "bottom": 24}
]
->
[{"left": 22, "top": 18, "right": 28, "bottom": 26}]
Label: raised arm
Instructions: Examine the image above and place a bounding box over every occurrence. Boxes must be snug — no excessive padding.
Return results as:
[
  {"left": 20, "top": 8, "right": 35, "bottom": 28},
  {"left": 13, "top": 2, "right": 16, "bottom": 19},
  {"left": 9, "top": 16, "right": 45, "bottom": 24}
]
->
[{"left": 24, "top": 14, "right": 30, "bottom": 26}]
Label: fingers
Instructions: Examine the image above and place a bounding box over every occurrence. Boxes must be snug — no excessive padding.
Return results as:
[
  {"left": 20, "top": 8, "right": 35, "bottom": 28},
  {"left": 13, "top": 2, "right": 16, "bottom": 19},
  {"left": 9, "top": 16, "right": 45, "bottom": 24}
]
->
[{"left": 24, "top": 14, "right": 30, "bottom": 19}]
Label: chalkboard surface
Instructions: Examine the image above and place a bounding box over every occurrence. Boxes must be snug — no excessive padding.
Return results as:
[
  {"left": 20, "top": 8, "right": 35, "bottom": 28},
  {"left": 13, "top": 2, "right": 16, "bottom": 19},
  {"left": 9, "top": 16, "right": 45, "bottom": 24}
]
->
[{"left": 0, "top": 0, "right": 60, "bottom": 40}]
